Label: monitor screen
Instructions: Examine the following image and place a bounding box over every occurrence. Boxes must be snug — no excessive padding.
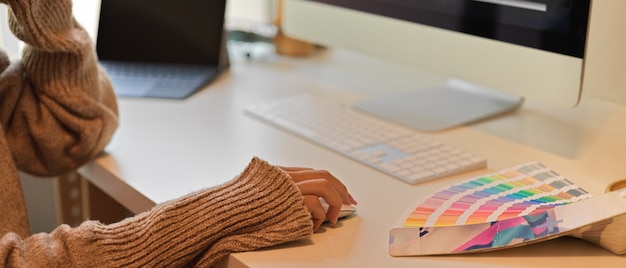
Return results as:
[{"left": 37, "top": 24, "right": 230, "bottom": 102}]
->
[
  {"left": 311, "top": 0, "right": 588, "bottom": 58},
  {"left": 282, "top": 0, "right": 593, "bottom": 131}
]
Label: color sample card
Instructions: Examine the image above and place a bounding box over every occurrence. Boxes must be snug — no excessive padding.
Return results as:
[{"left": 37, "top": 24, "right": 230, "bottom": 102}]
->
[{"left": 403, "top": 162, "right": 592, "bottom": 227}]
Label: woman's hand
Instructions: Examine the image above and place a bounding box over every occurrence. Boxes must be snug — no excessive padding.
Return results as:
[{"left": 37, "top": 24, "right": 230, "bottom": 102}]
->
[{"left": 279, "top": 166, "right": 357, "bottom": 231}]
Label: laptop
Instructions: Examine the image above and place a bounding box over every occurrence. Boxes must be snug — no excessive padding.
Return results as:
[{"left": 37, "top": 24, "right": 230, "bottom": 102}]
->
[{"left": 96, "top": 0, "right": 229, "bottom": 99}]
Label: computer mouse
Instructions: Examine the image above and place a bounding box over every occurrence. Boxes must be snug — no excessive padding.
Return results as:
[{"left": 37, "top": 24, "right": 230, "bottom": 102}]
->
[
  {"left": 337, "top": 203, "right": 358, "bottom": 219},
  {"left": 320, "top": 198, "right": 357, "bottom": 221}
]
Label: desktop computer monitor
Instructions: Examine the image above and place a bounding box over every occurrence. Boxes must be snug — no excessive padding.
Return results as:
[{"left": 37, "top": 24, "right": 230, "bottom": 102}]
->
[{"left": 282, "top": 0, "right": 625, "bottom": 131}]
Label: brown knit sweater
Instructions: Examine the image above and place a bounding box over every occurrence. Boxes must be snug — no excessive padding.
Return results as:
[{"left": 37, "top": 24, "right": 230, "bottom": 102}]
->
[{"left": 0, "top": 0, "right": 313, "bottom": 267}]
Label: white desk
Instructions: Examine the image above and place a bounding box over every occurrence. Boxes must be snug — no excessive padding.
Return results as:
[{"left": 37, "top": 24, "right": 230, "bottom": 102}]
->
[{"left": 79, "top": 48, "right": 626, "bottom": 267}]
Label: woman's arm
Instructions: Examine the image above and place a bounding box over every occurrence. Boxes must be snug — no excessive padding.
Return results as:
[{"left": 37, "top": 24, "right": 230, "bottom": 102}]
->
[
  {"left": 0, "top": 157, "right": 314, "bottom": 267},
  {"left": 0, "top": 0, "right": 118, "bottom": 176}
]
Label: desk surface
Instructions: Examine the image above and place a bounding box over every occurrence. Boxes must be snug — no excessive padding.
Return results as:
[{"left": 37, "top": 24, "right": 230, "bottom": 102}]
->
[{"left": 79, "top": 48, "right": 626, "bottom": 267}]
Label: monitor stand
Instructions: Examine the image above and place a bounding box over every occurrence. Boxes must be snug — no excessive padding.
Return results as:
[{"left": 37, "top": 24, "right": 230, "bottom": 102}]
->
[{"left": 353, "top": 78, "right": 524, "bottom": 131}]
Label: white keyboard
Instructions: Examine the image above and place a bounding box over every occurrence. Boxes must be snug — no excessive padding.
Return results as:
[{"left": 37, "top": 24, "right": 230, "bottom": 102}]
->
[{"left": 245, "top": 94, "right": 487, "bottom": 184}]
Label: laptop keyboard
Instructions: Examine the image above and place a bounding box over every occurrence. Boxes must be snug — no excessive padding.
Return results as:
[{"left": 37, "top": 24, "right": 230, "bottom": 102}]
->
[{"left": 100, "top": 61, "right": 217, "bottom": 98}]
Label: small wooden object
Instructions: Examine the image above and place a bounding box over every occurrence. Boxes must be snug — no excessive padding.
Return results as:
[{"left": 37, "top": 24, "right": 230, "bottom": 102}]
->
[{"left": 273, "top": 0, "right": 316, "bottom": 56}]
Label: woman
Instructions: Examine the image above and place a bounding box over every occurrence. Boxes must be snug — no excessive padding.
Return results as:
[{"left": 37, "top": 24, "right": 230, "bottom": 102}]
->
[{"left": 0, "top": 0, "right": 357, "bottom": 266}]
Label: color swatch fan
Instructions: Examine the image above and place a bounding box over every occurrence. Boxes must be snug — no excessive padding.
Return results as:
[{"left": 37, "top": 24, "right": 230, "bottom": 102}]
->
[
  {"left": 404, "top": 162, "right": 590, "bottom": 228},
  {"left": 387, "top": 162, "right": 626, "bottom": 256}
]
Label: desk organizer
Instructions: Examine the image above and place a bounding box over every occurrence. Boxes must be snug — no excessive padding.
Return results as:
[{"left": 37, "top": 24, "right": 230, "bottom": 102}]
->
[{"left": 389, "top": 162, "right": 626, "bottom": 256}]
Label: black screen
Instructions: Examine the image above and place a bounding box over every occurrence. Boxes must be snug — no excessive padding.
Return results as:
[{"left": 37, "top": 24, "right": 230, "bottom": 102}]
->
[
  {"left": 310, "top": 0, "right": 589, "bottom": 58},
  {"left": 96, "top": 0, "right": 226, "bottom": 65}
]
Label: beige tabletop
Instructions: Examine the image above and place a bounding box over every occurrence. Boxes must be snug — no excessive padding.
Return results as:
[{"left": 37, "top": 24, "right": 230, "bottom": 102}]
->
[{"left": 80, "top": 47, "right": 626, "bottom": 267}]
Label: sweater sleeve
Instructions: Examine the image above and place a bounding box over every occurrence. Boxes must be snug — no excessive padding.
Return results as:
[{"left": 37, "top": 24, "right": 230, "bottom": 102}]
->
[
  {"left": 0, "top": 157, "right": 314, "bottom": 267},
  {"left": 0, "top": 0, "right": 119, "bottom": 176}
]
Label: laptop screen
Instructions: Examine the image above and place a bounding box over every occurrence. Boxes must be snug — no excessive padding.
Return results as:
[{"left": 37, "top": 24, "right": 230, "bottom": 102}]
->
[{"left": 96, "top": 0, "right": 226, "bottom": 65}]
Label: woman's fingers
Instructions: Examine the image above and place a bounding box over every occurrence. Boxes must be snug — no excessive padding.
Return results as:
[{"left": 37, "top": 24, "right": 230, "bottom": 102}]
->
[
  {"left": 297, "top": 179, "right": 343, "bottom": 226},
  {"left": 288, "top": 169, "right": 357, "bottom": 206},
  {"left": 279, "top": 164, "right": 358, "bottom": 230},
  {"left": 302, "top": 195, "right": 326, "bottom": 231}
]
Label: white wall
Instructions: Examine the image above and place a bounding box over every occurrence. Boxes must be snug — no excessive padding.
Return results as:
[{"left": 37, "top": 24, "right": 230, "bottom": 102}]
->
[
  {"left": 0, "top": 5, "right": 20, "bottom": 59},
  {"left": 73, "top": 1, "right": 101, "bottom": 40},
  {"left": 226, "top": 0, "right": 274, "bottom": 23}
]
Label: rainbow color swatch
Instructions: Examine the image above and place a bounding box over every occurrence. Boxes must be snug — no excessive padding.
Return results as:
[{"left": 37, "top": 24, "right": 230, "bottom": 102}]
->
[{"left": 403, "top": 162, "right": 592, "bottom": 227}]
